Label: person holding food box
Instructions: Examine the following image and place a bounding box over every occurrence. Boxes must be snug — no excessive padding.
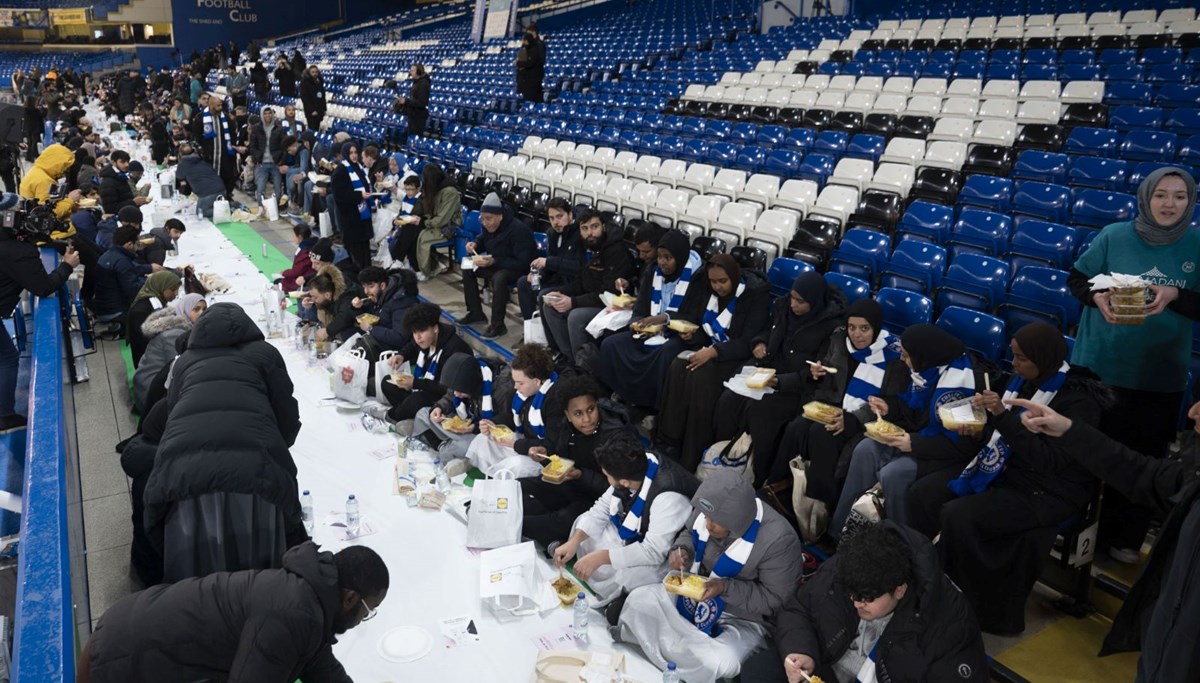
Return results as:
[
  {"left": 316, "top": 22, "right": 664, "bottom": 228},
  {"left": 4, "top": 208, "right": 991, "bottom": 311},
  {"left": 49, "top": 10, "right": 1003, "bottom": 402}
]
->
[
  {"left": 655, "top": 254, "right": 771, "bottom": 470},
  {"left": 299, "top": 264, "right": 362, "bottom": 344},
  {"left": 550, "top": 433, "right": 698, "bottom": 619},
  {"left": 904, "top": 322, "right": 1109, "bottom": 636},
  {"left": 598, "top": 230, "right": 704, "bottom": 409},
  {"left": 616, "top": 470, "right": 801, "bottom": 683},
  {"left": 518, "top": 197, "right": 580, "bottom": 322},
  {"left": 354, "top": 266, "right": 420, "bottom": 352},
  {"left": 412, "top": 352, "right": 511, "bottom": 465},
  {"left": 541, "top": 208, "right": 635, "bottom": 365},
  {"left": 377, "top": 303, "right": 472, "bottom": 427},
  {"left": 712, "top": 272, "right": 846, "bottom": 487},
  {"left": 460, "top": 192, "right": 536, "bottom": 337},
  {"left": 1066, "top": 167, "right": 1200, "bottom": 564},
  {"left": 829, "top": 324, "right": 987, "bottom": 536}
]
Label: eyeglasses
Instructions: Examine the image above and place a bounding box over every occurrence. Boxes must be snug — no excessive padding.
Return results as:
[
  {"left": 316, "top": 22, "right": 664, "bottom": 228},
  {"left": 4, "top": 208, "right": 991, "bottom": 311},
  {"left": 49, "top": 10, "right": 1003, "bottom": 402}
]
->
[
  {"left": 847, "top": 590, "right": 883, "bottom": 605},
  {"left": 360, "top": 596, "right": 378, "bottom": 622}
]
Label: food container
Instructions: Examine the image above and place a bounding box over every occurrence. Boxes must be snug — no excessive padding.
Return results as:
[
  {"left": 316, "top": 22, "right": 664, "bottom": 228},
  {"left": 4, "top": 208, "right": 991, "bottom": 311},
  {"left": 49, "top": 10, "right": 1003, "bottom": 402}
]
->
[
  {"left": 663, "top": 572, "right": 708, "bottom": 601},
  {"left": 540, "top": 455, "right": 576, "bottom": 484},
  {"left": 551, "top": 574, "right": 582, "bottom": 607},
  {"left": 356, "top": 313, "right": 380, "bottom": 326},
  {"left": 631, "top": 321, "right": 664, "bottom": 335},
  {"left": 745, "top": 367, "right": 776, "bottom": 389},
  {"left": 287, "top": 291, "right": 307, "bottom": 300},
  {"left": 77, "top": 198, "right": 98, "bottom": 208},
  {"left": 937, "top": 397, "right": 986, "bottom": 434},
  {"left": 442, "top": 415, "right": 474, "bottom": 434},
  {"left": 314, "top": 341, "right": 331, "bottom": 359},
  {"left": 489, "top": 424, "right": 515, "bottom": 443},
  {"left": 471, "top": 254, "right": 490, "bottom": 266},
  {"left": 1109, "top": 285, "right": 1148, "bottom": 326},
  {"left": 611, "top": 294, "right": 636, "bottom": 309},
  {"left": 865, "top": 418, "right": 905, "bottom": 443},
  {"left": 802, "top": 401, "right": 843, "bottom": 425},
  {"left": 667, "top": 319, "right": 699, "bottom": 334}
]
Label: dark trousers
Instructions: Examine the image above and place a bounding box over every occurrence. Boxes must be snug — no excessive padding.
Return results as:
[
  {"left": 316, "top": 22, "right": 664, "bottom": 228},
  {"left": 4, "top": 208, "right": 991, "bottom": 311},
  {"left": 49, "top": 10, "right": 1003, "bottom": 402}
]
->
[
  {"left": 1098, "top": 386, "right": 1183, "bottom": 551},
  {"left": 714, "top": 389, "right": 803, "bottom": 488},
  {"left": 379, "top": 384, "right": 440, "bottom": 422},
  {"left": 215, "top": 156, "right": 237, "bottom": 198},
  {"left": 407, "top": 110, "right": 427, "bottom": 138},
  {"left": 775, "top": 415, "right": 859, "bottom": 508},
  {"left": 463, "top": 266, "right": 519, "bottom": 325},
  {"left": 517, "top": 278, "right": 559, "bottom": 320},
  {"left": 520, "top": 476, "right": 593, "bottom": 547},
  {"left": 389, "top": 222, "right": 423, "bottom": 270},
  {"left": 73, "top": 236, "right": 101, "bottom": 308},
  {"left": 0, "top": 168, "right": 16, "bottom": 193},
  {"left": 306, "top": 112, "right": 324, "bottom": 132},
  {"left": 655, "top": 356, "right": 742, "bottom": 471},
  {"left": 344, "top": 239, "right": 371, "bottom": 271}
]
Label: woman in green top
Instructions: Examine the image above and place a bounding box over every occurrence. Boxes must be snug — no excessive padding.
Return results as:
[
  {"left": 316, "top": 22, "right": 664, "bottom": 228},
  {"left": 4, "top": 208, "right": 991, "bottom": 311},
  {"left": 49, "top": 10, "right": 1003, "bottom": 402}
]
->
[
  {"left": 1067, "top": 167, "right": 1199, "bottom": 563},
  {"left": 390, "top": 162, "right": 462, "bottom": 280}
]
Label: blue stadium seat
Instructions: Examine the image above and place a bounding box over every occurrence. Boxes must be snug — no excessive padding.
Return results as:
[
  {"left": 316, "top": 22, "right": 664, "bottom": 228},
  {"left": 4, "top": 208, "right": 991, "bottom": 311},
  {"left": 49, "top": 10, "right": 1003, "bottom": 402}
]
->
[
  {"left": 876, "top": 287, "right": 934, "bottom": 333},
  {"left": 879, "top": 239, "right": 948, "bottom": 294},
  {"left": 767, "top": 257, "right": 814, "bottom": 297},
  {"left": 1156, "top": 86, "right": 1200, "bottom": 109},
  {"left": 814, "top": 131, "right": 850, "bottom": 156},
  {"left": 936, "top": 307, "right": 1007, "bottom": 363},
  {"left": 764, "top": 149, "right": 801, "bottom": 178},
  {"left": 731, "top": 123, "right": 760, "bottom": 145},
  {"left": 757, "top": 125, "right": 788, "bottom": 147},
  {"left": 1061, "top": 49, "right": 1096, "bottom": 65},
  {"left": 1000, "top": 266, "right": 1081, "bottom": 332},
  {"left": 1148, "top": 63, "right": 1193, "bottom": 84},
  {"left": 946, "top": 208, "right": 1013, "bottom": 257},
  {"left": 1065, "top": 127, "right": 1120, "bottom": 158},
  {"left": 1109, "top": 106, "right": 1163, "bottom": 132},
  {"left": 1120, "top": 131, "right": 1179, "bottom": 162},
  {"left": 708, "top": 142, "right": 741, "bottom": 167},
  {"left": 824, "top": 272, "right": 871, "bottom": 305},
  {"left": 829, "top": 227, "right": 891, "bottom": 282},
  {"left": 1165, "top": 109, "right": 1200, "bottom": 137},
  {"left": 706, "top": 119, "right": 732, "bottom": 141},
  {"left": 958, "top": 176, "right": 1013, "bottom": 213},
  {"left": 734, "top": 146, "right": 767, "bottom": 174},
  {"left": 1071, "top": 188, "right": 1137, "bottom": 229},
  {"left": 681, "top": 116, "right": 708, "bottom": 139},
  {"left": 1104, "top": 82, "right": 1154, "bottom": 106},
  {"left": 1006, "top": 220, "right": 1077, "bottom": 271},
  {"left": 681, "top": 138, "right": 710, "bottom": 164},
  {"left": 846, "top": 134, "right": 886, "bottom": 163},
  {"left": 659, "top": 135, "right": 687, "bottom": 159},
  {"left": 1103, "top": 64, "right": 1145, "bottom": 82},
  {"left": 896, "top": 200, "right": 955, "bottom": 243},
  {"left": 1128, "top": 162, "right": 1198, "bottom": 191},
  {"left": 638, "top": 133, "right": 663, "bottom": 156},
  {"left": 937, "top": 253, "right": 1010, "bottom": 313},
  {"left": 1068, "top": 156, "right": 1129, "bottom": 191},
  {"left": 1013, "top": 181, "right": 1072, "bottom": 223},
  {"left": 797, "top": 153, "right": 836, "bottom": 185},
  {"left": 1179, "top": 136, "right": 1200, "bottom": 167},
  {"left": 1013, "top": 151, "right": 1069, "bottom": 185},
  {"left": 782, "top": 128, "right": 816, "bottom": 154},
  {"left": 1062, "top": 64, "right": 1102, "bottom": 81},
  {"left": 1141, "top": 48, "right": 1183, "bottom": 65}
]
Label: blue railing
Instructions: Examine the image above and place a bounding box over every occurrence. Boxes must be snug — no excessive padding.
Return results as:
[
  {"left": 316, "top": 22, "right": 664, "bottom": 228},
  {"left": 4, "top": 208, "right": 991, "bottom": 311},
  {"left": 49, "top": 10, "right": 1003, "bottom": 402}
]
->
[{"left": 12, "top": 248, "right": 75, "bottom": 682}]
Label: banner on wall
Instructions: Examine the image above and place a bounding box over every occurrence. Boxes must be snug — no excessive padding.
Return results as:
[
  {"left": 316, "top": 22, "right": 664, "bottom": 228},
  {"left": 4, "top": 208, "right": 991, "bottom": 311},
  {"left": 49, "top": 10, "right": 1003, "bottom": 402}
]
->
[
  {"left": 170, "top": 0, "right": 340, "bottom": 54},
  {"left": 49, "top": 8, "right": 89, "bottom": 25},
  {"left": 0, "top": 9, "right": 49, "bottom": 28}
]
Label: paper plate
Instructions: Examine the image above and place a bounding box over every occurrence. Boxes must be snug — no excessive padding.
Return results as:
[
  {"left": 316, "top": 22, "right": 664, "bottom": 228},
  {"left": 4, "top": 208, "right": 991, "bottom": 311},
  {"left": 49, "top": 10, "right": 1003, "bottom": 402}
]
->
[{"left": 377, "top": 626, "right": 433, "bottom": 663}]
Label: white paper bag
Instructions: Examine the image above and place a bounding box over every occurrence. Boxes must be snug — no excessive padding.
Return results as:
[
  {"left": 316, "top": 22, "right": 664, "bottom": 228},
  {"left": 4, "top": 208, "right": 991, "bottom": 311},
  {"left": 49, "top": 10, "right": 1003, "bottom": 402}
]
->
[
  {"left": 585, "top": 308, "right": 633, "bottom": 339},
  {"left": 261, "top": 194, "right": 280, "bottom": 221},
  {"left": 212, "top": 196, "right": 232, "bottom": 224},
  {"left": 523, "top": 317, "right": 548, "bottom": 346},
  {"left": 374, "top": 350, "right": 397, "bottom": 400},
  {"left": 790, "top": 456, "right": 829, "bottom": 543},
  {"left": 331, "top": 345, "right": 370, "bottom": 405},
  {"left": 373, "top": 207, "right": 398, "bottom": 246},
  {"left": 319, "top": 211, "right": 333, "bottom": 237},
  {"left": 479, "top": 541, "right": 538, "bottom": 616},
  {"left": 466, "top": 470, "right": 524, "bottom": 549}
]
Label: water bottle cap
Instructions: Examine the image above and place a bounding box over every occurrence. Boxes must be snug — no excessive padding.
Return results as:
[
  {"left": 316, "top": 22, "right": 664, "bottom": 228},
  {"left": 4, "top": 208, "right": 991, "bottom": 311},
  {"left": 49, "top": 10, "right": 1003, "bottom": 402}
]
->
[
  {"left": 577, "top": 592, "right": 585, "bottom": 599},
  {"left": 302, "top": 490, "right": 310, "bottom": 495},
  {"left": 348, "top": 494, "right": 356, "bottom": 500},
  {"left": 667, "top": 663, "right": 677, "bottom": 670}
]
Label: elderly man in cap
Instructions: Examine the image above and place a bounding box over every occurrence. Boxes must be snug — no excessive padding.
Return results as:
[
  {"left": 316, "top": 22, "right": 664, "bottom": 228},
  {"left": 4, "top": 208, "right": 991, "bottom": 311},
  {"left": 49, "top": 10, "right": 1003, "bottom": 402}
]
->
[
  {"left": 460, "top": 192, "right": 536, "bottom": 338},
  {"left": 614, "top": 470, "right": 802, "bottom": 683}
]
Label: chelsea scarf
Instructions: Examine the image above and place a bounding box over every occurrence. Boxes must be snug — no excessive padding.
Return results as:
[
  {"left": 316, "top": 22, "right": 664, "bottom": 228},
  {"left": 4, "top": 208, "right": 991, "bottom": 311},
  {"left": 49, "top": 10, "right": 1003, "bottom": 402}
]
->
[
  {"left": 609, "top": 453, "right": 660, "bottom": 543},
  {"left": 650, "top": 250, "right": 701, "bottom": 315},
  {"left": 675, "top": 499, "right": 764, "bottom": 636},
  {"left": 701, "top": 279, "right": 745, "bottom": 343},
  {"left": 512, "top": 372, "right": 558, "bottom": 439},
  {"left": 902, "top": 354, "right": 976, "bottom": 442},
  {"left": 280, "top": 117, "right": 305, "bottom": 135},
  {"left": 842, "top": 331, "right": 902, "bottom": 413},
  {"left": 414, "top": 346, "right": 443, "bottom": 380},
  {"left": 202, "top": 109, "right": 236, "bottom": 157},
  {"left": 948, "top": 362, "right": 1070, "bottom": 496},
  {"left": 453, "top": 359, "right": 495, "bottom": 420},
  {"left": 341, "top": 159, "right": 372, "bottom": 220}
]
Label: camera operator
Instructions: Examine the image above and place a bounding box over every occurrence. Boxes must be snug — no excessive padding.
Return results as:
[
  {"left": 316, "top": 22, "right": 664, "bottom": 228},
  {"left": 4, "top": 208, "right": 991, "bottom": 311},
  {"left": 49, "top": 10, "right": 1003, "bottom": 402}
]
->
[{"left": 0, "top": 193, "right": 79, "bottom": 430}]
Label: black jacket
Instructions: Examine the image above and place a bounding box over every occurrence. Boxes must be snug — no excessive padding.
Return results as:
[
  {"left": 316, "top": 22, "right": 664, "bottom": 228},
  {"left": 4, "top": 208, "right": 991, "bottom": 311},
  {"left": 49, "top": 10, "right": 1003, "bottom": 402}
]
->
[
  {"left": 0, "top": 232, "right": 74, "bottom": 318},
  {"left": 543, "top": 221, "right": 581, "bottom": 284},
  {"left": 630, "top": 253, "right": 707, "bottom": 321},
  {"left": 366, "top": 271, "right": 419, "bottom": 351},
  {"left": 322, "top": 285, "right": 364, "bottom": 343},
  {"left": 399, "top": 323, "right": 472, "bottom": 394},
  {"left": 94, "top": 245, "right": 151, "bottom": 317},
  {"left": 775, "top": 522, "right": 990, "bottom": 683},
  {"left": 126, "top": 295, "right": 167, "bottom": 367},
  {"left": 87, "top": 542, "right": 352, "bottom": 683},
  {"left": 299, "top": 73, "right": 327, "bottom": 117},
  {"left": 141, "top": 226, "right": 175, "bottom": 266},
  {"left": 545, "top": 398, "right": 639, "bottom": 499},
  {"left": 756, "top": 287, "right": 847, "bottom": 395},
  {"left": 247, "top": 121, "right": 285, "bottom": 165},
  {"left": 559, "top": 221, "right": 635, "bottom": 309},
  {"left": 98, "top": 165, "right": 137, "bottom": 214},
  {"left": 677, "top": 268, "right": 772, "bottom": 364},
  {"left": 143, "top": 303, "right": 306, "bottom": 552},
  {"left": 330, "top": 162, "right": 373, "bottom": 243},
  {"left": 516, "top": 34, "right": 546, "bottom": 97},
  {"left": 276, "top": 65, "right": 297, "bottom": 97},
  {"left": 509, "top": 377, "right": 568, "bottom": 456},
  {"left": 809, "top": 329, "right": 911, "bottom": 435},
  {"left": 476, "top": 208, "right": 536, "bottom": 274},
  {"left": 175, "top": 153, "right": 226, "bottom": 199},
  {"left": 405, "top": 74, "right": 430, "bottom": 115}
]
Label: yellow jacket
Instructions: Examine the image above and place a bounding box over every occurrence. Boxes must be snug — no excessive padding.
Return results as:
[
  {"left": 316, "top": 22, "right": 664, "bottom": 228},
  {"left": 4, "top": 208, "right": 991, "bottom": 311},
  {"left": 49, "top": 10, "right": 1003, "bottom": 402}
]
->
[{"left": 19, "top": 144, "right": 77, "bottom": 238}]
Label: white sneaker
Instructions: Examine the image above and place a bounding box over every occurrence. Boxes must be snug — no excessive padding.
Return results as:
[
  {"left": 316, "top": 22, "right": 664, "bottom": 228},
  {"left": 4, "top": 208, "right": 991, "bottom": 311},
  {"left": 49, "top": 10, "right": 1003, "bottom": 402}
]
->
[{"left": 416, "top": 271, "right": 429, "bottom": 282}]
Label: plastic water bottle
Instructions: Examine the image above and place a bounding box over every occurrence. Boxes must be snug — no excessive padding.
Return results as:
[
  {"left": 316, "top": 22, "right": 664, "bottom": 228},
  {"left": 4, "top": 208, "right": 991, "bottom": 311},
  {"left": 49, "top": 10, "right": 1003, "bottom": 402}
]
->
[
  {"left": 573, "top": 593, "right": 590, "bottom": 645},
  {"left": 301, "top": 490, "right": 314, "bottom": 533},
  {"left": 663, "top": 662, "right": 679, "bottom": 683},
  {"left": 345, "top": 494, "right": 360, "bottom": 537},
  {"left": 433, "top": 457, "right": 451, "bottom": 493},
  {"left": 529, "top": 265, "right": 541, "bottom": 292}
]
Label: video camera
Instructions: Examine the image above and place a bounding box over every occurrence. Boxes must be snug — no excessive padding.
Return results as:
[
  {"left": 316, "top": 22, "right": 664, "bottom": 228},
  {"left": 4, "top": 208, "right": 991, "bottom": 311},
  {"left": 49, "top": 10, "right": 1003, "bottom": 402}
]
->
[{"left": 0, "top": 197, "right": 70, "bottom": 244}]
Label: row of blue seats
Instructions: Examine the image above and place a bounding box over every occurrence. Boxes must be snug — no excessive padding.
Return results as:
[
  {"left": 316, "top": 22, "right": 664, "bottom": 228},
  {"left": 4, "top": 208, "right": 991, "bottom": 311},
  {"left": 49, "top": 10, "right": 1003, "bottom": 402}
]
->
[
  {"left": 799, "top": 58, "right": 1200, "bottom": 82},
  {"left": 1016, "top": 151, "right": 1199, "bottom": 190}
]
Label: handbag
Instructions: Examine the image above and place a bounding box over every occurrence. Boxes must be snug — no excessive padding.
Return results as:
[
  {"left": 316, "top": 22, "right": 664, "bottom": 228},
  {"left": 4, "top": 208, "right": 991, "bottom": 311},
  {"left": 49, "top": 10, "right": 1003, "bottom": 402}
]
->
[
  {"left": 330, "top": 344, "right": 370, "bottom": 405},
  {"left": 466, "top": 469, "right": 524, "bottom": 549},
  {"left": 789, "top": 456, "right": 829, "bottom": 543},
  {"left": 840, "top": 483, "right": 885, "bottom": 540},
  {"left": 697, "top": 431, "right": 754, "bottom": 483},
  {"left": 373, "top": 350, "right": 397, "bottom": 399},
  {"left": 318, "top": 211, "right": 333, "bottom": 237},
  {"left": 212, "top": 196, "right": 232, "bottom": 224},
  {"left": 523, "top": 317, "right": 548, "bottom": 346},
  {"left": 261, "top": 194, "right": 280, "bottom": 221}
]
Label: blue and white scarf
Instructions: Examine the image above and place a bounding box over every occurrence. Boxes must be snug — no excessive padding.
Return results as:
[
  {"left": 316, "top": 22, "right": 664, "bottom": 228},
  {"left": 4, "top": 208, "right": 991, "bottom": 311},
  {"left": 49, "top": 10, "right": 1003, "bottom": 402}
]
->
[
  {"left": 280, "top": 117, "right": 305, "bottom": 135},
  {"left": 201, "top": 109, "right": 236, "bottom": 156},
  {"left": 341, "top": 159, "right": 372, "bottom": 220},
  {"left": 856, "top": 640, "right": 881, "bottom": 683},
  {"left": 650, "top": 250, "right": 701, "bottom": 315},
  {"left": 948, "top": 362, "right": 1069, "bottom": 496},
  {"left": 842, "top": 330, "right": 902, "bottom": 413},
  {"left": 414, "top": 345, "right": 442, "bottom": 380},
  {"left": 901, "top": 354, "right": 976, "bottom": 442},
  {"left": 609, "top": 453, "right": 660, "bottom": 544},
  {"left": 701, "top": 279, "right": 745, "bottom": 343},
  {"left": 452, "top": 359, "right": 494, "bottom": 421},
  {"left": 511, "top": 372, "right": 558, "bottom": 439},
  {"left": 675, "top": 499, "right": 763, "bottom": 636}
]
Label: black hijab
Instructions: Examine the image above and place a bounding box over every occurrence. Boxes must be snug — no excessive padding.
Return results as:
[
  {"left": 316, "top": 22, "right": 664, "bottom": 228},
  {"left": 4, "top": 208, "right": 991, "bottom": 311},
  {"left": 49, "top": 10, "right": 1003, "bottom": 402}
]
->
[
  {"left": 845, "top": 298, "right": 885, "bottom": 344},
  {"left": 789, "top": 271, "right": 827, "bottom": 325},
  {"left": 900, "top": 324, "right": 966, "bottom": 373},
  {"left": 1012, "top": 322, "right": 1069, "bottom": 386},
  {"left": 657, "top": 230, "right": 690, "bottom": 282}
]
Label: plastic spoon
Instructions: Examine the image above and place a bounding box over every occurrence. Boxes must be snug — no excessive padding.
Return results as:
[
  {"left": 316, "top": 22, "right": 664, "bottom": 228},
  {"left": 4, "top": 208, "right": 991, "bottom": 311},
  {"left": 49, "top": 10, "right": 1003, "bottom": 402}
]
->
[{"left": 806, "top": 360, "right": 838, "bottom": 374}]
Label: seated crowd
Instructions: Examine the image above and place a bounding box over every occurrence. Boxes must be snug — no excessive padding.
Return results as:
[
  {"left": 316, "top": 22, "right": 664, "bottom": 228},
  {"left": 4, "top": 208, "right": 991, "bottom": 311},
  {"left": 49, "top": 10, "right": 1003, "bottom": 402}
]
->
[{"left": 35, "top": 59, "right": 1200, "bottom": 683}]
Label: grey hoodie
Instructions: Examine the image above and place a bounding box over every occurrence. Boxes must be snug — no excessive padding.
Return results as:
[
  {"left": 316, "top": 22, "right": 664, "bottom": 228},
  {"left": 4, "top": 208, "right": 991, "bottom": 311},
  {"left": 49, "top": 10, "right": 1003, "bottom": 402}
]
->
[
  {"left": 132, "top": 307, "right": 191, "bottom": 412},
  {"left": 671, "top": 470, "right": 803, "bottom": 626}
]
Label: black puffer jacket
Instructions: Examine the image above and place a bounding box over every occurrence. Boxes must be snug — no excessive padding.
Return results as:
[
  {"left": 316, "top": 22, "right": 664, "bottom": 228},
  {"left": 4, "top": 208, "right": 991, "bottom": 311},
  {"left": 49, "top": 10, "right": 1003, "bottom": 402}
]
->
[
  {"left": 545, "top": 398, "right": 638, "bottom": 499},
  {"left": 0, "top": 231, "right": 74, "bottom": 318},
  {"left": 476, "top": 207, "right": 536, "bottom": 273},
  {"left": 398, "top": 322, "right": 472, "bottom": 394},
  {"left": 143, "top": 303, "right": 305, "bottom": 551},
  {"left": 558, "top": 221, "right": 635, "bottom": 309},
  {"left": 98, "top": 165, "right": 137, "bottom": 214},
  {"left": 366, "top": 270, "right": 419, "bottom": 351},
  {"left": 676, "top": 267, "right": 772, "bottom": 363},
  {"left": 330, "top": 161, "right": 373, "bottom": 243},
  {"left": 87, "top": 542, "right": 352, "bottom": 683},
  {"left": 774, "top": 521, "right": 990, "bottom": 683},
  {"left": 756, "top": 286, "right": 847, "bottom": 394}
]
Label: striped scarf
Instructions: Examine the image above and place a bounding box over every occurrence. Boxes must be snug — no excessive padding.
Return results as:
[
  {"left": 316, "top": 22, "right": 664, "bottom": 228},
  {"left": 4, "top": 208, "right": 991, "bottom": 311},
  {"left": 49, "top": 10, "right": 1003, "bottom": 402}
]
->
[
  {"left": 650, "top": 250, "right": 700, "bottom": 316},
  {"left": 701, "top": 280, "right": 745, "bottom": 343},
  {"left": 856, "top": 640, "right": 881, "bottom": 683},
  {"left": 902, "top": 354, "right": 976, "bottom": 442},
  {"left": 201, "top": 109, "right": 236, "bottom": 156},
  {"left": 675, "top": 499, "right": 763, "bottom": 636},
  {"left": 609, "top": 453, "right": 660, "bottom": 544},
  {"left": 842, "top": 331, "right": 902, "bottom": 413},
  {"left": 948, "top": 362, "right": 1070, "bottom": 496},
  {"left": 414, "top": 346, "right": 442, "bottom": 380},
  {"left": 280, "top": 117, "right": 305, "bottom": 135},
  {"left": 341, "top": 159, "right": 372, "bottom": 220},
  {"left": 452, "top": 359, "right": 494, "bottom": 421},
  {"left": 511, "top": 372, "right": 557, "bottom": 439}
]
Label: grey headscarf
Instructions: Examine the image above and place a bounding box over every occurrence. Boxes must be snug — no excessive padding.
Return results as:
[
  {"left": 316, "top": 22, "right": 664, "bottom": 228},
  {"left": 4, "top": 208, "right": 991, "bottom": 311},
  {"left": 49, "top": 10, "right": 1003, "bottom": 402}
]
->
[{"left": 1135, "top": 167, "right": 1196, "bottom": 247}]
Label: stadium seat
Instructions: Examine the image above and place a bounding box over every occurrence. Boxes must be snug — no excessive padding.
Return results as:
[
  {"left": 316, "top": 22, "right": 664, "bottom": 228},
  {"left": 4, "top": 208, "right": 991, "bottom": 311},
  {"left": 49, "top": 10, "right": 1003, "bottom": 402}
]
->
[
  {"left": 848, "top": 191, "right": 904, "bottom": 232},
  {"left": 936, "top": 254, "right": 1010, "bottom": 312},
  {"left": 773, "top": 179, "right": 819, "bottom": 216},
  {"left": 846, "top": 134, "right": 886, "bottom": 163},
  {"left": 825, "top": 272, "right": 872, "bottom": 305},
  {"left": 879, "top": 240, "right": 947, "bottom": 294},
  {"left": 1068, "top": 156, "right": 1129, "bottom": 191},
  {"left": 946, "top": 208, "right": 1013, "bottom": 256},
  {"left": 1109, "top": 106, "right": 1163, "bottom": 132},
  {"left": 1000, "top": 266, "right": 1081, "bottom": 332},
  {"left": 961, "top": 145, "right": 1015, "bottom": 178},
  {"left": 936, "top": 307, "right": 1007, "bottom": 363},
  {"left": 766, "top": 257, "right": 815, "bottom": 297},
  {"left": 959, "top": 175, "right": 1013, "bottom": 213},
  {"left": 896, "top": 200, "right": 955, "bottom": 243},
  {"left": 829, "top": 227, "right": 892, "bottom": 282},
  {"left": 876, "top": 287, "right": 934, "bottom": 332},
  {"left": 1013, "top": 151, "right": 1068, "bottom": 184},
  {"left": 908, "top": 168, "right": 963, "bottom": 205},
  {"left": 867, "top": 164, "right": 916, "bottom": 199},
  {"left": 1071, "top": 189, "right": 1137, "bottom": 229},
  {"left": 1013, "top": 181, "right": 1072, "bottom": 223},
  {"left": 786, "top": 217, "right": 842, "bottom": 268},
  {"left": 1006, "top": 220, "right": 1078, "bottom": 271}
]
